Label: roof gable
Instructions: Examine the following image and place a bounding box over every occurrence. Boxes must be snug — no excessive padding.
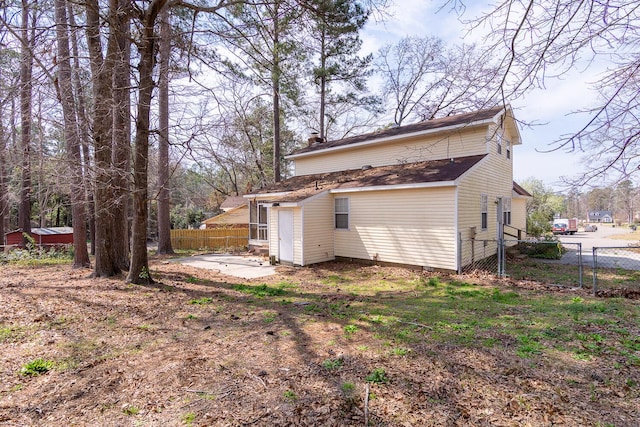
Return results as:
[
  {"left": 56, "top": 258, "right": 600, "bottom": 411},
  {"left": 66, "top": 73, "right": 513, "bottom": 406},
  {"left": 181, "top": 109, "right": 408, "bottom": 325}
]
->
[
  {"left": 512, "top": 181, "right": 532, "bottom": 197},
  {"left": 289, "top": 106, "right": 518, "bottom": 159}
]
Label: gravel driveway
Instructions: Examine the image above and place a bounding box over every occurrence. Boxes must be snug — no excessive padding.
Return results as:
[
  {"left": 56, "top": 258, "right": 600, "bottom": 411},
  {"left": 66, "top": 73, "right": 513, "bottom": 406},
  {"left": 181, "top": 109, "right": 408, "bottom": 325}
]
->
[{"left": 556, "top": 226, "right": 640, "bottom": 269}]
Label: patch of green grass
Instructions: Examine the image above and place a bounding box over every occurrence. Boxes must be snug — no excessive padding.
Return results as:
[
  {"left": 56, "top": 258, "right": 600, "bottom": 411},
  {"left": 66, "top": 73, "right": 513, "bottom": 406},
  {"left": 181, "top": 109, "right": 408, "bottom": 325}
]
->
[
  {"left": 321, "top": 275, "right": 352, "bottom": 286},
  {"left": 341, "top": 381, "right": 356, "bottom": 399},
  {"left": 0, "top": 325, "right": 21, "bottom": 342},
  {"left": 390, "top": 347, "right": 409, "bottom": 356},
  {"left": 122, "top": 405, "right": 139, "bottom": 415},
  {"left": 185, "top": 276, "right": 199, "bottom": 284},
  {"left": 322, "top": 358, "right": 344, "bottom": 370},
  {"left": 189, "top": 297, "right": 213, "bottom": 305},
  {"left": 344, "top": 324, "right": 358, "bottom": 336},
  {"left": 516, "top": 335, "right": 544, "bottom": 358},
  {"left": 233, "top": 283, "right": 287, "bottom": 297},
  {"left": 491, "top": 289, "right": 520, "bottom": 304},
  {"left": 283, "top": 390, "right": 297, "bottom": 401},
  {"left": 185, "top": 314, "right": 198, "bottom": 320},
  {"left": 182, "top": 412, "right": 196, "bottom": 425},
  {"left": 427, "top": 276, "right": 441, "bottom": 287},
  {"left": 263, "top": 311, "right": 277, "bottom": 323},
  {"left": 20, "top": 358, "right": 54, "bottom": 376},
  {"left": 366, "top": 367, "right": 388, "bottom": 384},
  {"left": 621, "top": 337, "right": 640, "bottom": 351}
]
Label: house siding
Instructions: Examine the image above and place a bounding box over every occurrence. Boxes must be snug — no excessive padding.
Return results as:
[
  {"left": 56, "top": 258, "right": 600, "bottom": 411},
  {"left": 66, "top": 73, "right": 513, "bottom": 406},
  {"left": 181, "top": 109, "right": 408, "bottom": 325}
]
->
[
  {"left": 302, "top": 193, "right": 335, "bottom": 265},
  {"left": 294, "top": 128, "right": 488, "bottom": 176},
  {"left": 334, "top": 187, "right": 457, "bottom": 271},
  {"left": 511, "top": 197, "right": 527, "bottom": 237},
  {"left": 268, "top": 207, "right": 277, "bottom": 258},
  {"left": 457, "top": 124, "right": 515, "bottom": 267},
  {"left": 203, "top": 205, "right": 248, "bottom": 227}
]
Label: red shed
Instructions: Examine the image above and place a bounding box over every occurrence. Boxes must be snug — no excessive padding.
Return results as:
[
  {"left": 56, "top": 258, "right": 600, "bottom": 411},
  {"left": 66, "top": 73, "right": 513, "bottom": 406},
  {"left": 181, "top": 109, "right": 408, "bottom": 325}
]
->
[{"left": 4, "top": 227, "right": 74, "bottom": 246}]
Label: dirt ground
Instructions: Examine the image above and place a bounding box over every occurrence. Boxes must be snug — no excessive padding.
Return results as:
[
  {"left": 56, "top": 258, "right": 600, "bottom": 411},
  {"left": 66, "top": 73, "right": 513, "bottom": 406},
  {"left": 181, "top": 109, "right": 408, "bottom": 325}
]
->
[{"left": 0, "top": 257, "right": 638, "bottom": 426}]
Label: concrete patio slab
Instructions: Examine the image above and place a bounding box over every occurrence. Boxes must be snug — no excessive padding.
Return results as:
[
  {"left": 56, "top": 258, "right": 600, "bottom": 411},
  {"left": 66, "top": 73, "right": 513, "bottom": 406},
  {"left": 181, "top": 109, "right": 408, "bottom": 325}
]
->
[{"left": 172, "top": 254, "right": 277, "bottom": 279}]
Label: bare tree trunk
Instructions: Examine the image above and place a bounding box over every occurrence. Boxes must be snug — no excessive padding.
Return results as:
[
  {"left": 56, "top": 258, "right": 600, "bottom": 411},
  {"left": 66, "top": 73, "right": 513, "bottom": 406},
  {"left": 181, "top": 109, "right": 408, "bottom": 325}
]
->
[
  {"left": 111, "top": 0, "right": 132, "bottom": 270},
  {"left": 319, "top": 31, "right": 326, "bottom": 140},
  {"left": 272, "top": 5, "right": 281, "bottom": 183},
  {"left": 0, "top": 105, "right": 6, "bottom": 244},
  {"left": 156, "top": 6, "right": 174, "bottom": 255},
  {"left": 127, "top": 0, "right": 168, "bottom": 284},
  {"left": 86, "top": 0, "right": 119, "bottom": 277},
  {"left": 54, "top": 0, "right": 90, "bottom": 268},
  {"left": 68, "top": 2, "right": 95, "bottom": 255},
  {"left": 18, "top": 0, "right": 34, "bottom": 243}
]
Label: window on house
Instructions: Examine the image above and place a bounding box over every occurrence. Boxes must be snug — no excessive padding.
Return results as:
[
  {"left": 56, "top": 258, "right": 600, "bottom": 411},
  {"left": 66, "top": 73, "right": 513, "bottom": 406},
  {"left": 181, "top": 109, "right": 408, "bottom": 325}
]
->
[
  {"left": 497, "top": 129, "right": 503, "bottom": 155},
  {"left": 481, "top": 194, "right": 488, "bottom": 230},
  {"left": 335, "top": 197, "right": 349, "bottom": 229},
  {"left": 506, "top": 141, "right": 511, "bottom": 159},
  {"left": 503, "top": 198, "right": 511, "bottom": 225},
  {"left": 249, "top": 200, "right": 268, "bottom": 241}
]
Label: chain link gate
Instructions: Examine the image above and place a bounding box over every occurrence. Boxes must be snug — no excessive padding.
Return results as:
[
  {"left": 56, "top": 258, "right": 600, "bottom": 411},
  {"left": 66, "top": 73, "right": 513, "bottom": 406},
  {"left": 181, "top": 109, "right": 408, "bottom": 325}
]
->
[{"left": 460, "top": 235, "right": 583, "bottom": 288}]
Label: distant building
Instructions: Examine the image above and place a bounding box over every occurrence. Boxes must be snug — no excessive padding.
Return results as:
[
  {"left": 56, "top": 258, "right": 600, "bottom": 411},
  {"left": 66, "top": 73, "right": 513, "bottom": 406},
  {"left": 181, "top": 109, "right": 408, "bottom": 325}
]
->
[
  {"left": 201, "top": 196, "right": 248, "bottom": 229},
  {"left": 588, "top": 210, "right": 613, "bottom": 223},
  {"left": 4, "top": 227, "right": 74, "bottom": 247}
]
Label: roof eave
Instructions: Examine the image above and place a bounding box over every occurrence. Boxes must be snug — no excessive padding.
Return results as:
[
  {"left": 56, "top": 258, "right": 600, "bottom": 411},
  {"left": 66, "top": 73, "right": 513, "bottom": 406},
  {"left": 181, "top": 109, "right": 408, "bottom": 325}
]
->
[{"left": 286, "top": 118, "right": 494, "bottom": 160}]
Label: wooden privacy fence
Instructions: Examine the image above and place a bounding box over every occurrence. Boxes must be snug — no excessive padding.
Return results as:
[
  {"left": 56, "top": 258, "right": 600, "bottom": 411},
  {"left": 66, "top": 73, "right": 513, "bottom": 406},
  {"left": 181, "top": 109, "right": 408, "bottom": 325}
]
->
[{"left": 170, "top": 228, "right": 249, "bottom": 251}]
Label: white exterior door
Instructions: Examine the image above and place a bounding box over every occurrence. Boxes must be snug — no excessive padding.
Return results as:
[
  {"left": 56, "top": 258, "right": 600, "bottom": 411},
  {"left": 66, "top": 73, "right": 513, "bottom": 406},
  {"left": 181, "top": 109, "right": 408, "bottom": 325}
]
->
[{"left": 278, "top": 210, "right": 294, "bottom": 263}]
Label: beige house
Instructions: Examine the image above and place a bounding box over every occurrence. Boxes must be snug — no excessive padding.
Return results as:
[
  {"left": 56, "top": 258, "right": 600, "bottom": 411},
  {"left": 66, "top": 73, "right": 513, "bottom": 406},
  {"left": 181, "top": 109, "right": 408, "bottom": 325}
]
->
[
  {"left": 202, "top": 196, "right": 248, "bottom": 229},
  {"left": 246, "top": 106, "right": 531, "bottom": 272}
]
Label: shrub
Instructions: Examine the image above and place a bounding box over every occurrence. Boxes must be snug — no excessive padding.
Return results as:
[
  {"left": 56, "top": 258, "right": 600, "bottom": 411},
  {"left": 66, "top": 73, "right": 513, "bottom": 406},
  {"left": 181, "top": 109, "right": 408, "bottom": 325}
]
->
[{"left": 516, "top": 236, "right": 565, "bottom": 259}]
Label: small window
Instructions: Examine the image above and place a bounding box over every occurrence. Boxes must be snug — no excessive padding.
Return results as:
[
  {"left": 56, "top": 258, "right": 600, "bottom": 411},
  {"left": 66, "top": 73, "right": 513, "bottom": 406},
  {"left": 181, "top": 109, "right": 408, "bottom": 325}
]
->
[
  {"left": 506, "top": 141, "right": 511, "bottom": 159},
  {"left": 335, "top": 197, "right": 349, "bottom": 229},
  {"left": 497, "top": 129, "right": 503, "bottom": 155},
  {"left": 481, "top": 194, "right": 488, "bottom": 230},
  {"left": 503, "top": 198, "right": 511, "bottom": 225}
]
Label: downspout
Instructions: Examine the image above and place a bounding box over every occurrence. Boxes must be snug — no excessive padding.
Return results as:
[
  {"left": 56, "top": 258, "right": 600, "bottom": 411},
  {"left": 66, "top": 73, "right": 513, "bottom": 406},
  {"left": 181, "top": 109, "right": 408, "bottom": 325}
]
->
[{"left": 455, "top": 186, "right": 460, "bottom": 274}]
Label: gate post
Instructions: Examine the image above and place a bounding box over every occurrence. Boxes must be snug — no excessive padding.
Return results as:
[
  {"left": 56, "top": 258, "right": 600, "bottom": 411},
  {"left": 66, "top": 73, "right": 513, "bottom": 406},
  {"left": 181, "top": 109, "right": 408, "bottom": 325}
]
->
[
  {"left": 578, "top": 242, "right": 583, "bottom": 288},
  {"left": 592, "top": 247, "right": 598, "bottom": 296}
]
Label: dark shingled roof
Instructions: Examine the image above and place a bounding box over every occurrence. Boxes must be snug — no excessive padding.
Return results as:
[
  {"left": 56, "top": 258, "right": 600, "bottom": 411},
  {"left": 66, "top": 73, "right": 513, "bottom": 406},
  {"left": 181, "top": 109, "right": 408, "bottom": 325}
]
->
[
  {"left": 250, "top": 155, "right": 487, "bottom": 203},
  {"left": 512, "top": 181, "right": 532, "bottom": 197},
  {"left": 291, "top": 107, "right": 503, "bottom": 156}
]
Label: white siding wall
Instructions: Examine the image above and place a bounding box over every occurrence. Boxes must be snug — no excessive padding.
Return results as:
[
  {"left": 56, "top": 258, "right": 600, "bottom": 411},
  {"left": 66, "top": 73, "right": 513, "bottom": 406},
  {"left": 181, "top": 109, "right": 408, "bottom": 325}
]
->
[
  {"left": 457, "top": 123, "right": 516, "bottom": 267},
  {"left": 294, "top": 128, "right": 488, "bottom": 176},
  {"left": 302, "top": 194, "right": 335, "bottom": 265},
  {"left": 268, "top": 207, "right": 277, "bottom": 258},
  {"left": 334, "top": 187, "right": 457, "bottom": 271},
  {"left": 511, "top": 197, "right": 527, "bottom": 237},
  {"left": 293, "top": 208, "right": 303, "bottom": 265}
]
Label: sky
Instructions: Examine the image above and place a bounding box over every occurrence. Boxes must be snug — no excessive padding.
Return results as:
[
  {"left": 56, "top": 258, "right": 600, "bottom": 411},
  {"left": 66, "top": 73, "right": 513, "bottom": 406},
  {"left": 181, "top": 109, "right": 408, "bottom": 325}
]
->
[{"left": 359, "top": 0, "right": 605, "bottom": 190}]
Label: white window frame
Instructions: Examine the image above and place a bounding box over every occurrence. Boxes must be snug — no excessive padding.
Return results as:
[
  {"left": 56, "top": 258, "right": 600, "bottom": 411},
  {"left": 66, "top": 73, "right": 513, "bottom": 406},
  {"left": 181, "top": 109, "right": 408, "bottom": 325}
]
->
[
  {"left": 481, "top": 194, "right": 488, "bottom": 230},
  {"left": 503, "top": 198, "right": 511, "bottom": 225},
  {"left": 497, "top": 128, "right": 504, "bottom": 155},
  {"left": 335, "top": 197, "right": 349, "bottom": 230},
  {"left": 506, "top": 141, "right": 511, "bottom": 159}
]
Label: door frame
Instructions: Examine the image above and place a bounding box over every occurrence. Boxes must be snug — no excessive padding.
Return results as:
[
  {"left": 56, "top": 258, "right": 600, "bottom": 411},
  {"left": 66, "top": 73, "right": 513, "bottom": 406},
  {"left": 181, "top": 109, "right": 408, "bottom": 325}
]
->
[{"left": 278, "top": 209, "right": 294, "bottom": 264}]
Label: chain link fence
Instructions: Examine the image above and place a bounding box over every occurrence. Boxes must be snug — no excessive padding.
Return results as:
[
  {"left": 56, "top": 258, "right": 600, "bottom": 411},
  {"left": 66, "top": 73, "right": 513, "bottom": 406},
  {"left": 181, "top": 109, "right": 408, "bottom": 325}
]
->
[
  {"left": 460, "top": 238, "right": 584, "bottom": 288},
  {"left": 592, "top": 246, "right": 640, "bottom": 295},
  {"left": 460, "top": 237, "right": 640, "bottom": 297}
]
